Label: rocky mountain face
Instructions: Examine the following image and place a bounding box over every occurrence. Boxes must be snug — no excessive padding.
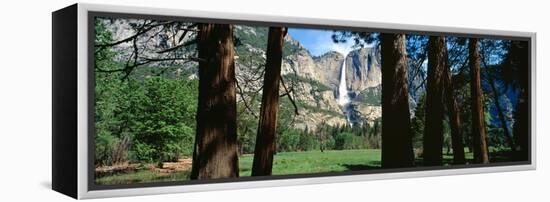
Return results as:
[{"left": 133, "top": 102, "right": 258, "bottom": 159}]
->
[
  {"left": 282, "top": 47, "right": 382, "bottom": 95},
  {"left": 102, "top": 20, "right": 383, "bottom": 130},
  {"left": 345, "top": 48, "right": 382, "bottom": 92},
  {"left": 279, "top": 44, "right": 383, "bottom": 129}
]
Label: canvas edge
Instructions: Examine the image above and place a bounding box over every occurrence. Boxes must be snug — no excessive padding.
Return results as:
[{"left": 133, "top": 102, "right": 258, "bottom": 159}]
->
[
  {"left": 530, "top": 33, "right": 536, "bottom": 170},
  {"left": 75, "top": 3, "right": 537, "bottom": 199},
  {"left": 77, "top": 3, "right": 88, "bottom": 200}
]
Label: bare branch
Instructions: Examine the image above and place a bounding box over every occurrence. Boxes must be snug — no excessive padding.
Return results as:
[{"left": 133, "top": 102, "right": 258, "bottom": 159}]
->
[
  {"left": 280, "top": 76, "right": 299, "bottom": 115},
  {"left": 178, "top": 23, "right": 198, "bottom": 43},
  {"left": 236, "top": 79, "right": 259, "bottom": 119},
  {"left": 95, "top": 61, "right": 152, "bottom": 73},
  {"left": 95, "top": 21, "right": 174, "bottom": 48},
  {"left": 140, "top": 56, "right": 204, "bottom": 63}
]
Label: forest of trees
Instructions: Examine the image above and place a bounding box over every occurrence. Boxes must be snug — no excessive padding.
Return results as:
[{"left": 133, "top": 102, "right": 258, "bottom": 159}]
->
[
  {"left": 94, "top": 17, "right": 530, "bottom": 183},
  {"left": 333, "top": 31, "right": 529, "bottom": 166}
]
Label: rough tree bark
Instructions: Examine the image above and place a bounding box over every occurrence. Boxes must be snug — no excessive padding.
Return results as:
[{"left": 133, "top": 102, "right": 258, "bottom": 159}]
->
[
  {"left": 505, "top": 41, "right": 529, "bottom": 160},
  {"left": 191, "top": 23, "right": 239, "bottom": 179},
  {"left": 424, "top": 36, "right": 447, "bottom": 166},
  {"left": 469, "top": 38, "right": 489, "bottom": 164},
  {"left": 380, "top": 33, "right": 414, "bottom": 168},
  {"left": 251, "top": 27, "right": 287, "bottom": 176},
  {"left": 444, "top": 59, "right": 466, "bottom": 164},
  {"left": 514, "top": 90, "right": 528, "bottom": 160}
]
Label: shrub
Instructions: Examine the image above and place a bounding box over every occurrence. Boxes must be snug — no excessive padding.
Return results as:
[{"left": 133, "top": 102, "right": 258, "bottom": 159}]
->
[
  {"left": 95, "top": 131, "right": 117, "bottom": 166},
  {"left": 298, "top": 132, "right": 317, "bottom": 151},
  {"left": 323, "top": 135, "right": 336, "bottom": 150},
  {"left": 129, "top": 77, "right": 197, "bottom": 162},
  {"left": 334, "top": 132, "right": 363, "bottom": 150},
  {"left": 277, "top": 129, "right": 301, "bottom": 152}
]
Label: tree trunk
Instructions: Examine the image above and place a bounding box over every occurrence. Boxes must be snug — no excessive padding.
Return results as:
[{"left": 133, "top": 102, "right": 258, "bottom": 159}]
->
[
  {"left": 424, "top": 36, "right": 446, "bottom": 166},
  {"left": 251, "top": 27, "right": 287, "bottom": 176},
  {"left": 514, "top": 91, "right": 528, "bottom": 160},
  {"left": 444, "top": 46, "right": 466, "bottom": 165},
  {"left": 380, "top": 33, "right": 414, "bottom": 168},
  {"left": 488, "top": 77, "right": 515, "bottom": 152},
  {"left": 469, "top": 38, "right": 489, "bottom": 164},
  {"left": 191, "top": 24, "right": 239, "bottom": 179},
  {"left": 507, "top": 41, "right": 529, "bottom": 160}
]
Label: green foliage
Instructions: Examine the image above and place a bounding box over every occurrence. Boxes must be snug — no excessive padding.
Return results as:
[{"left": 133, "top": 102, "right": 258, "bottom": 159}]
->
[
  {"left": 298, "top": 128, "right": 318, "bottom": 151},
  {"left": 96, "top": 76, "right": 198, "bottom": 164},
  {"left": 94, "top": 19, "right": 118, "bottom": 72},
  {"left": 457, "top": 83, "right": 473, "bottom": 152},
  {"left": 234, "top": 26, "right": 268, "bottom": 50},
  {"left": 95, "top": 130, "right": 118, "bottom": 165},
  {"left": 94, "top": 19, "right": 132, "bottom": 165},
  {"left": 323, "top": 135, "right": 336, "bottom": 150},
  {"left": 233, "top": 25, "right": 303, "bottom": 58},
  {"left": 334, "top": 132, "right": 363, "bottom": 150},
  {"left": 233, "top": 26, "right": 268, "bottom": 64},
  {"left": 411, "top": 94, "right": 426, "bottom": 154},
  {"left": 274, "top": 120, "right": 383, "bottom": 153},
  {"left": 284, "top": 74, "right": 331, "bottom": 92},
  {"left": 236, "top": 110, "right": 258, "bottom": 154},
  {"left": 277, "top": 128, "right": 301, "bottom": 152},
  {"left": 358, "top": 86, "right": 381, "bottom": 106},
  {"left": 94, "top": 19, "right": 198, "bottom": 164},
  {"left": 236, "top": 89, "right": 261, "bottom": 154},
  {"left": 128, "top": 77, "right": 198, "bottom": 162},
  {"left": 442, "top": 120, "right": 452, "bottom": 154},
  {"left": 282, "top": 40, "right": 302, "bottom": 58}
]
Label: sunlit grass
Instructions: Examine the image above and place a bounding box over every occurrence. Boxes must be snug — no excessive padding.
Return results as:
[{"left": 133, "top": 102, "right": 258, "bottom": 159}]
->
[
  {"left": 96, "top": 149, "right": 381, "bottom": 185},
  {"left": 97, "top": 148, "right": 511, "bottom": 185},
  {"left": 239, "top": 149, "right": 381, "bottom": 176}
]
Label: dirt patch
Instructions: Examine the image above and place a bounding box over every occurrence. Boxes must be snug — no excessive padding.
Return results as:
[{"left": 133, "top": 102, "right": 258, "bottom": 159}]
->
[
  {"left": 156, "top": 158, "right": 192, "bottom": 173},
  {"left": 96, "top": 158, "right": 193, "bottom": 178},
  {"left": 95, "top": 162, "right": 138, "bottom": 177}
]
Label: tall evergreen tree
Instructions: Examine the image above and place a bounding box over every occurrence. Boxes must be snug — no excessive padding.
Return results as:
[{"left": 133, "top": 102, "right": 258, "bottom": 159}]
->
[
  {"left": 191, "top": 23, "right": 240, "bottom": 179},
  {"left": 444, "top": 52, "right": 466, "bottom": 164},
  {"left": 469, "top": 38, "right": 489, "bottom": 164},
  {"left": 380, "top": 33, "right": 415, "bottom": 168},
  {"left": 424, "top": 36, "right": 447, "bottom": 166},
  {"left": 502, "top": 41, "right": 529, "bottom": 159},
  {"left": 252, "top": 27, "right": 287, "bottom": 176}
]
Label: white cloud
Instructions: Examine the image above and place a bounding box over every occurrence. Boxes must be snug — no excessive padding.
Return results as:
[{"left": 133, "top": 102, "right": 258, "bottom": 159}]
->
[
  {"left": 310, "top": 31, "right": 372, "bottom": 56},
  {"left": 289, "top": 28, "right": 374, "bottom": 57}
]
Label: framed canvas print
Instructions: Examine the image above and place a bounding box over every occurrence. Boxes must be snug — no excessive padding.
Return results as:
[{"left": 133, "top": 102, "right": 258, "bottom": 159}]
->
[{"left": 52, "top": 3, "right": 536, "bottom": 199}]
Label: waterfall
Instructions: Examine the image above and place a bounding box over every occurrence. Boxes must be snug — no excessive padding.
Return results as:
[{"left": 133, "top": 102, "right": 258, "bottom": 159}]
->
[
  {"left": 337, "top": 54, "right": 350, "bottom": 106},
  {"left": 337, "top": 54, "right": 353, "bottom": 127}
]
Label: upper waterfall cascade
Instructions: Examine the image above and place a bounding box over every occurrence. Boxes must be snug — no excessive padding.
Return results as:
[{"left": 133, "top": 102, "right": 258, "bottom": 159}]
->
[{"left": 337, "top": 54, "right": 350, "bottom": 106}]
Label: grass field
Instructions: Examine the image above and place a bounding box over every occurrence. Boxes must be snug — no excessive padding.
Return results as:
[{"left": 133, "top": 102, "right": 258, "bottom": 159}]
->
[
  {"left": 95, "top": 169, "right": 191, "bottom": 185},
  {"left": 239, "top": 149, "right": 382, "bottom": 176},
  {"left": 96, "top": 149, "right": 481, "bottom": 185},
  {"left": 96, "top": 149, "right": 381, "bottom": 185}
]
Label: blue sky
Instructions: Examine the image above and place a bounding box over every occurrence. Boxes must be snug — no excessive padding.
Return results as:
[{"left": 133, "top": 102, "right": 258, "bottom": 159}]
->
[{"left": 288, "top": 28, "right": 357, "bottom": 56}]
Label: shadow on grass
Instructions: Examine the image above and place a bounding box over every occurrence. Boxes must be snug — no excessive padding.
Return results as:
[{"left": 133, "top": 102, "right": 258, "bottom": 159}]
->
[
  {"left": 413, "top": 158, "right": 460, "bottom": 166},
  {"left": 490, "top": 150, "right": 528, "bottom": 163},
  {"left": 240, "top": 167, "right": 251, "bottom": 172},
  {"left": 340, "top": 161, "right": 381, "bottom": 171},
  {"left": 413, "top": 150, "right": 525, "bottom": 166}
]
